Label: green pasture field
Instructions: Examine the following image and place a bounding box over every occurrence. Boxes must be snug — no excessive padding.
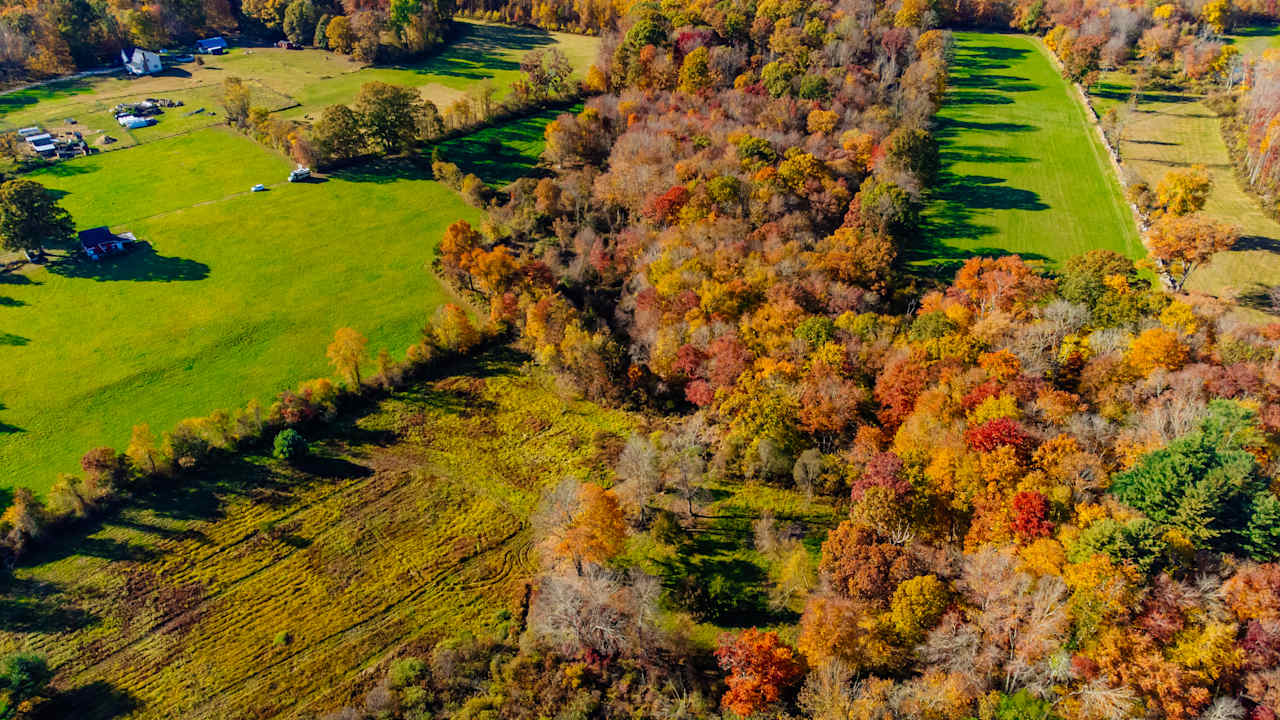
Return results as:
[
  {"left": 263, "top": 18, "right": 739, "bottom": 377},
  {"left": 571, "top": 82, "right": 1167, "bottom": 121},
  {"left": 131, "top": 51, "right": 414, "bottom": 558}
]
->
[
  {"left": 0, "top": 126, "right": 484, "bottom": 491},
  {"left": 918, "top": 32, "right": 1141, "bottom": 272},
  {"left": 1227, "top": 23, "right": 1280, "bottom": 56},
  {"left": 0, "top": 359, "right": 636, "bottom": 719},
  {"left": 1090, "top": 70, "right": 1280, "bottom": 312},
  {"left": 0, "top": 19, "right": 598, "bottom": 152}
]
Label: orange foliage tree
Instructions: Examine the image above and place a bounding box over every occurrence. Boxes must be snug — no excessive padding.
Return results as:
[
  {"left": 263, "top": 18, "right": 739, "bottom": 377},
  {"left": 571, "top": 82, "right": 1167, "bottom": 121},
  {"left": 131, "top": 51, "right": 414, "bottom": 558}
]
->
[
  {"left": 557, "top": 484, "right": 626, "bottom": 573},
  {"left": 715, "top": 628, "right": 804, "bottom": 716},
  {"left": 1145, "top": 214, "right": 1239, "bottom": 292}
]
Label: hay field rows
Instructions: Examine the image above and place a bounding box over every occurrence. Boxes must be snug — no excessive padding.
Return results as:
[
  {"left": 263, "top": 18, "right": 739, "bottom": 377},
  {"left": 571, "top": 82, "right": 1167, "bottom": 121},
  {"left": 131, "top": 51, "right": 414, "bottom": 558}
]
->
[
  {"left": 919, "top": 32, "right": 1141, "bottom": 272},
  {"left": 0, "top": 360, "right": 635, "bottom": 719}
]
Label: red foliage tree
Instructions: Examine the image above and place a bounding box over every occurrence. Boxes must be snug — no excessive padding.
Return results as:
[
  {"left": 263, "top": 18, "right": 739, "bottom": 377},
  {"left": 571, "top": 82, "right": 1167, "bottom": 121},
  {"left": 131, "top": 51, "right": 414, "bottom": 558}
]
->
[
  {"left": 874, "top": 355, "right": 929, "bottom": 430},
  {"left": 646, "top": 186, "right": 691, "bottom": 225},
  {"left": 1010, "top": 490, "right": 1052, "bottom": 542},
  {"left": 851, "top": 451, "right": 910, "bottom": 502},
  {"left": 965, "top": 418, "right": 1032, "bottom": 455}
]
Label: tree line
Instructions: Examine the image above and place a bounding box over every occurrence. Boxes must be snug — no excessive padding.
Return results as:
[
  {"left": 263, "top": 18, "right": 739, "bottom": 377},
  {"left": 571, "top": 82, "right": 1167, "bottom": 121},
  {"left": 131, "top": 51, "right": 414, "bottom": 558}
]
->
[{"left": 219, "top": 45, "right": 577, "bottom": 170}]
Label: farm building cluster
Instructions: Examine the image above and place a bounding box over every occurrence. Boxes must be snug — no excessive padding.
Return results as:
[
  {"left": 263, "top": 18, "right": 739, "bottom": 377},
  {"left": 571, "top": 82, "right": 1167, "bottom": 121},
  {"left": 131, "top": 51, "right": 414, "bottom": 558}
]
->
[
  {"left": 113, "top": 98, "right": 181, "bottom": 129},
  {"left": 17, "top": 126, "right": 88, "bottom": 159}
]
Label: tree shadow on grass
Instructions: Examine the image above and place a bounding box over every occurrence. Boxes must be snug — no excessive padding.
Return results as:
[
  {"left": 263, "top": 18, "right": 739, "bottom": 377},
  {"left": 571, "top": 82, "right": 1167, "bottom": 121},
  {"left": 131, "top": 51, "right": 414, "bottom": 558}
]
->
[
  {"left": 0, "top": 272, "right": 37, "bottom": 285},
  {"left": 1230, "top": 23, "right": 1280, "bottom": 37},
  {"left": 942, "top": 145, "right": 1036, "bottom": 164},
  {"left": 390, "top": 21, "right": 557, "bottom": 81},
  {"left": 1237, "top": 283, "right": 1280, "bottom": 315},
  {"left": 0, "top": 332, "right": 28, "bottom": 346},
  {"left": 47, "top": 244, "right": 209, "bottom": 282},
  {"left": 0, "top": 400, "right": 22, "bottom": 435},
  {"left": 37, "top": 161, "right": 98, "bottom": 178},
  {"left": 1233, "top": 234, "right": 1280, "bottom": 252},
  {"left": 0, "top": 77, "right": 93, "bottom": 115},
  {"left": 961, "top": 44, "right": 1030, "bottom": 61},
  {"left": 0, "top": 577, "right": 97, "bottom": 633},
  {"left": 0, "top": 295, "right": 26, "bottom": 306},
  {"left": 911, "top": 171, "right": 1052, "bottom": 277},
  {"left": 949, "top": 74, "right": 1038, "bottom": 93},
  {"left": 936, "top": 116, "right": 1037, "bottom": 136},
  {"left": 945, "top": 90, "right": 1015, "bottom": 106},
  {"left": 433, "top": 122, "right": 559, "bottom": 187},
  {"left": 36, "top": 681, "right": 140, "bottom": 720},
  {"left": 331, "top": 159, "right": 433, "bottom": 184},
  {"left": 655, "top": 516, "right": 793, "bottom": 628}
]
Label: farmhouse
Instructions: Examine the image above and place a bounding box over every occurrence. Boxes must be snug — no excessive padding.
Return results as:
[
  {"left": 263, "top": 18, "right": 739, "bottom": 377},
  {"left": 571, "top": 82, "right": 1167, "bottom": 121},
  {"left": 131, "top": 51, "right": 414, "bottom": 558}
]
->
[
  {"left": 196, "top": 37, "right": 228, "bottom": 54},
  {"left": 78, "top": 227, "right": 136, "bottom": 261},
  {"left": 121, "top": 47, "right": 162, "bottom": 75}
]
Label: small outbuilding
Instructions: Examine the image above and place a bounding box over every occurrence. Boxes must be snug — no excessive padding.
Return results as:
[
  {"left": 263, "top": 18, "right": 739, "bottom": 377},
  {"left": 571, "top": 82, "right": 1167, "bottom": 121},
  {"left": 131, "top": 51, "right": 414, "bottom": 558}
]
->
[
  {"left": 121, "top": 47, "right": 162, "bottom": 75},
  {"left": 78, "top": 227, "right": 136, "bottom": 261},
  {"left": 196, "top": 37, "right": 228, "bottom": 54},
  {"left": 17, "top": 127, "right": 41, "bottom": 138}
]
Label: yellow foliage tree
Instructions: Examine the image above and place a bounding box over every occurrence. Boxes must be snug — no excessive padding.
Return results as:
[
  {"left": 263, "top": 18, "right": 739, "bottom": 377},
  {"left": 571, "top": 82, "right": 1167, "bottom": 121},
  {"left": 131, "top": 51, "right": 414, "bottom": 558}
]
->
[
  {"left": 1127, "top": 327, "right": 1189, "bottom": 376},
  {"left": 327, "top": 327, "right": 369, "bottom": 387},
  {"left": 1155, "top": 165, "right": 1212, "bottom": 217},
  {"left": 1200, "top": 0, "right": 1231, "bottom": 33},
  {"left": 888, "top": 574, "right": 949, "bottom": 642}
]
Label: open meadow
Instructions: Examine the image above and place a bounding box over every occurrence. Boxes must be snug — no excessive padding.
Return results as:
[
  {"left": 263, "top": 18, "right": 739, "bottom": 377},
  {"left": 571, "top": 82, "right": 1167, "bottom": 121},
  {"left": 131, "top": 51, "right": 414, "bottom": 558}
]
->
[
  {"left": 0, "top": 358, "right": 636, "bottom": 719},
  {"left": 0, "top": 19, "right": 598, "bottom": 154},
  {"left": 1090, "top": 68, "right": 1280, "bottom": 309},
  {"left": 0, "top": 20, "right": 599, "bottom": 491},
  {"left": 1227, "top": 23, "right": 1280, "bottom": 56},
  {"left": 0, "top": 127, "right": 485, "bottom": 491},
  {"left": 918, "top": 32, "right": 1141, "bottom": 272}
]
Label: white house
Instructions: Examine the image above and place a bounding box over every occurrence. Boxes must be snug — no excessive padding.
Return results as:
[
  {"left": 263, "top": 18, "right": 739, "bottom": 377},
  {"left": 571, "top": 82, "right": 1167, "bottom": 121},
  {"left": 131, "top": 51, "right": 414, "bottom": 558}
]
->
[{"left": 121, "top": 47, "right": 162, "bottom": 76}]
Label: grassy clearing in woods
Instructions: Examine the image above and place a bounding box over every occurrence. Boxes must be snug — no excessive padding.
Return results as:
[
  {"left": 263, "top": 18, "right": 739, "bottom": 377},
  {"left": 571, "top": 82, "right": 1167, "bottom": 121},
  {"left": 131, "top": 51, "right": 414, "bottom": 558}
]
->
[
  {"left": 918, "top": 33, "right": 1141, "bottom": 273},
  {"left": 1091, "top": 69, "right": 1280, "bottom": 315}
]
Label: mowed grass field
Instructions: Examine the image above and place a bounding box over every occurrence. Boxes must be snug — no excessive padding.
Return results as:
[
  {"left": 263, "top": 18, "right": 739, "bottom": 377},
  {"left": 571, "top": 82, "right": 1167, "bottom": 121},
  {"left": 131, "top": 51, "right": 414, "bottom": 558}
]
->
[
  {"left": 0, "top": 127, "right": 484, "bottom": 491},
  {"left": 0, "top": 358, "right": 636, "bottom": 719},
  {"left": 1227, "top": 23, "right": 1280, "bottom": 56},
  {"left": 1090, "top": 70, "right": 1280, "bottom": 309},
  {"left": 918, "top": 33, "right": 1141, "bottom": 271},
  {"left": 0, "top": 20, "right": 598, "bottom": 151}
]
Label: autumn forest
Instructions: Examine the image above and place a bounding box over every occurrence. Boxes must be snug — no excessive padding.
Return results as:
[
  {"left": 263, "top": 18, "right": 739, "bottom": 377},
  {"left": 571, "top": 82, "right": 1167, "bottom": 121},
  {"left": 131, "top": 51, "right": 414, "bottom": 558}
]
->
[{"left": 6, "top": 0, "right": 1280, "bottom": 717}]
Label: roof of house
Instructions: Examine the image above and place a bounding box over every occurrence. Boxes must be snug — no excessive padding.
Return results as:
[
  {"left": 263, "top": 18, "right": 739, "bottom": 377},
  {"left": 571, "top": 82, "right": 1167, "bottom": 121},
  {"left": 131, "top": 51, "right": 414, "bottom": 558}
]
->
[
  {"left": 25, "top": 133, "right": 52, "bottom": 143},
  {"left": 78, "top": 227, "right": 116, "bottom": 249},
  {"left": 197, "top": 37, "right": 227, "bottom": 50},
  {"left": 17, "top": 127, "right": 40, "bottom": 136},
  {"left": 121, "top": 47, "right": 160, "bottom": 66}
]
